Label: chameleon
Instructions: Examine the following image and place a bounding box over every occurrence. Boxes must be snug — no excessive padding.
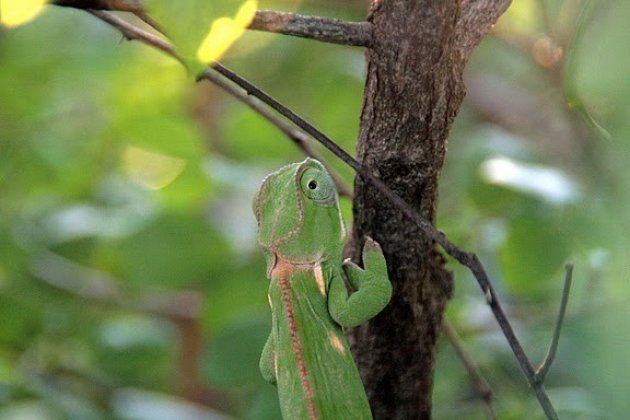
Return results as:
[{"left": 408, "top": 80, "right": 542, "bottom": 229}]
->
[{"left": 253, "top": 158, "right": 392, "bottom": 420}]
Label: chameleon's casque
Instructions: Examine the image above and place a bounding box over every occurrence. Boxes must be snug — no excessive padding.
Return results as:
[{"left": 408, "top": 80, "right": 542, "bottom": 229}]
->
[{"left": 254, "top": 158, "right": 392, "bottom": 420}]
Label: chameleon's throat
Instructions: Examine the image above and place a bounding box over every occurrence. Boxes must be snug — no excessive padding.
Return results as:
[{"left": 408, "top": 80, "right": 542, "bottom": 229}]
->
[{"left": 270, "top": 251, "right": 324, "bottom": 268}]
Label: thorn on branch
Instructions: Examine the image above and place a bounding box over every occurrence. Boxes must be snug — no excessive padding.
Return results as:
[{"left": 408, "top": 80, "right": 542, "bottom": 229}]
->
[{"left": 485, "top": 287, "right": 493, "bottom": 304}]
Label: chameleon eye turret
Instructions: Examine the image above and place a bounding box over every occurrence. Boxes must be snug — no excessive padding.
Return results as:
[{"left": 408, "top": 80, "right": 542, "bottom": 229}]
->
[
  {"left": 299, "top": 166, "right": 335, "bottom": 204},
  {"left": 255, "top": 158, "right": 392, "bottom": 420}
]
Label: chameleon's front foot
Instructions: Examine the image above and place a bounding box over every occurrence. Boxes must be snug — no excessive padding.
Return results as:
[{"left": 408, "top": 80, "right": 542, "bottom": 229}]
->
[
  {"left": 343, "top": 237, "right": 389, "bottom": 289},
  {"left": 329, "top": 237, "right": 392, "bottom": 328}
]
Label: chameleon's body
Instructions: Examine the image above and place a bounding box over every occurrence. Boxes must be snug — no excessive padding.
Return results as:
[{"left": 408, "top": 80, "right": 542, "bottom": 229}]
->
[{"left": 254, "top": 158, "right": 392, "bottom": 420}]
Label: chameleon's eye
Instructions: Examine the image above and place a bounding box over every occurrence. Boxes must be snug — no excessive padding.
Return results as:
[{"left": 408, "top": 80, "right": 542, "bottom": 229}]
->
[{"left": 300, "top": 167, "right": 334, "bottom": 203}]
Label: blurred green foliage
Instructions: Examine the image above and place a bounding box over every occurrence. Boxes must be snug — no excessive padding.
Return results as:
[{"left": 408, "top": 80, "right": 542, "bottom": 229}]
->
[{"left": 0, "top": 0, "right": 629, "bottom": 419}]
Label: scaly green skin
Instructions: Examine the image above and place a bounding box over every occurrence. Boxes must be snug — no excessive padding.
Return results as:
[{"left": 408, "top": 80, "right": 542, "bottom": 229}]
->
[{"left": 253, "top": 158, "right": 392, "bottom": 420}]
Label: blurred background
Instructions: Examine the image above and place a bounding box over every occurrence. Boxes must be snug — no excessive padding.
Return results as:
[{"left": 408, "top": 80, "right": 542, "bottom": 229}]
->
[{"left": 0, "top": 0, "right": 628, "bottom": 418}]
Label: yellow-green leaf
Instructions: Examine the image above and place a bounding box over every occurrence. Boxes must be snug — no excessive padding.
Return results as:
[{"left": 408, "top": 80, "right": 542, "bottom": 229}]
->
[
  {"left": 144, "top": 0, "right": 257, "bottom": 72},
  {"left": 196, "top": 0, "right": 257, "bottom": 63},
  {"left": 0, "top": 0, "right": 47, "bottom": 27}
]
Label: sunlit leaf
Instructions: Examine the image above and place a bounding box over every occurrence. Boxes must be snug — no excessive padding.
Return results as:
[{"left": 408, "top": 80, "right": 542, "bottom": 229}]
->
[
  {"left": 122, "top": 146, "right": 187, "bottom": 191},
  {"left": 495, "top": 0, "right": 539, "bottom": 33},
  {"left": 0, "top": 0, "right": 47, "bottom": 28},
  {"left": 197, "top": 0, "right": 257, "bottom": 63},
  {"left": 144, "top": 0, "right": 257, "bottom": 71}
]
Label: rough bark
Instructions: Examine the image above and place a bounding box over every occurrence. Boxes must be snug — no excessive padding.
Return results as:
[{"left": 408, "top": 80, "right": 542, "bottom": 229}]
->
[{"left": 349, "top": 1, "right": 510, "bottom": 419}]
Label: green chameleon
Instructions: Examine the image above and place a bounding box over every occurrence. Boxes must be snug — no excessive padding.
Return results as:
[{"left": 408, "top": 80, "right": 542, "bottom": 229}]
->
[{"left": 253, "top": 158, "right": 392, "bottom": 420}]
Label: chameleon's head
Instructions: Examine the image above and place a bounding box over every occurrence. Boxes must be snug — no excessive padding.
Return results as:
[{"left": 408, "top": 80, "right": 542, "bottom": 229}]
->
[{"left": 253, "top": 158, "right": 346, "bottom": 263}]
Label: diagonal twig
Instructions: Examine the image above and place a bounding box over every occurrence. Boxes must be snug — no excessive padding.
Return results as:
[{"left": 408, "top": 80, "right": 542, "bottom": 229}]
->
[
  {"left": 29, "top": 250, "right": 231, "bottom": 409},
  {"left": 52, "top": 0, "right": 373, "bottom": 47},
  {"left": 52, "top": 7, "right": 569, "bottom": 419},
  {"left": 200, "top": 69, "right": 353, "bottom": 199},
  {"left": 535, "top": 264, "right": 573, "bottom": 384},
  {"left": 442, "top": 320, "right": 497, "bottom": 420}
]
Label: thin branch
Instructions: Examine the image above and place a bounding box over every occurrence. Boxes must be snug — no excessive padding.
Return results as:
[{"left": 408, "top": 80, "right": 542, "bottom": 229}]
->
[
  {"left": 53, "top": 0, "right": 143, "bottom": 12},
  {"left": 132, "top": 9, "right": 163, "bottom": 34},
  {"left": 535, "top": 264, "right": 573, "bottom": 384},
  {"left": 29, "top": 250, "right": 231, "bottom": 409},
  {"left": 58, "top": 8, "right": 565, "bottom": 419},
  {"left": 29, "top": 250, "right": 199, "bottom": 320},
  {"left": 200, "top": 70, "right": 354, "bottom": 199},
  {"left": 442, "top": 320, "right": 497, "bottom": 420},
  {"left": 53, "top": 1, "right": 372, "bottom": 47},
  {"left": 87, "top": 9, "right": 177, "bottom": 56},
  {"left": 249, "top": 10, "right": 372, "bottom": 47}
]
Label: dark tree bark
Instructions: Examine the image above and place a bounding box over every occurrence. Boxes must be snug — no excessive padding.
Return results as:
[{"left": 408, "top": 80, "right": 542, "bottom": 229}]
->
[{"left": 349, "top": 1, "right": 511, "bottom": 419}]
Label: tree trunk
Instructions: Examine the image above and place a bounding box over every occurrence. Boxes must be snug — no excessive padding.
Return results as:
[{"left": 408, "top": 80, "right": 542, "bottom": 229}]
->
[{"left": 349, "top": 1, "right": 511, "bottom": 418}]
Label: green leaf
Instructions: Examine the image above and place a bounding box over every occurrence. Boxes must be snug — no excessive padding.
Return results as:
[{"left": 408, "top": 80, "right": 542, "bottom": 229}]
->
[
  {"left": 108, "top": 213, "right": 230, "bottom": 290},
  {"left": 499, "top": 215, "right": 570, "bottom": 296},
  {"left": 202, "top": 315, "right": 269, "bottom": 387}
]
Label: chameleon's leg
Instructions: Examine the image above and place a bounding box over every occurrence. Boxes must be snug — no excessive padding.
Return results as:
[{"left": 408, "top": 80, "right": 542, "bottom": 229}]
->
[
  {"left": 328, "top": 237, "right": 392, "bottom": 328},
  {"left": 259, "top": 333, "right": 277, "bottom": 385}
]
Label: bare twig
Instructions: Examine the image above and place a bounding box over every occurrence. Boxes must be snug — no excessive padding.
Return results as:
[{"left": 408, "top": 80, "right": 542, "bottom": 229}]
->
[
  {"left": 86, "top": 9, "right": 179, "bottom": 60},
  {"left": 53, "top": 1, "right": 372, "bottom": 47},
  {"left": 29, "top": 250, "right": 198, "bottom": 320},
  {"left": 29, "top": 250, "right": 230, "bottom": 409},
  {"left": 200, "top": 70, "right": 354, "bottom": 199},
  {"left": 442, "top": 320, "right": 497, "bottom": 420},
  {"left": 535, "top": 265, "right": 573, "bottom": 384},
  {"left": 53, "top": 7, "right": 567, "bottom": 419},
  {"left": 249, "top": 10, "right": 372, "bottom": 47},
  {"left": 53, "top": 0, "right": 143, "bottom": 12},
  {"left": 132, "top": 9, "right": 163, "bottom": 33}
]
